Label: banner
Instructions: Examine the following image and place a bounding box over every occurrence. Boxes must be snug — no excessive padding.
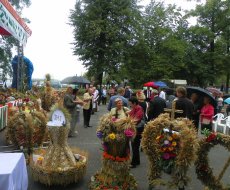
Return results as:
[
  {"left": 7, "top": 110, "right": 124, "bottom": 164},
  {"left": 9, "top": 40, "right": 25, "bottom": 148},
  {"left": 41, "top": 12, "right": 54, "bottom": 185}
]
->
[{"left": 0, "top": 0, "right": 32, "bottom": 45}]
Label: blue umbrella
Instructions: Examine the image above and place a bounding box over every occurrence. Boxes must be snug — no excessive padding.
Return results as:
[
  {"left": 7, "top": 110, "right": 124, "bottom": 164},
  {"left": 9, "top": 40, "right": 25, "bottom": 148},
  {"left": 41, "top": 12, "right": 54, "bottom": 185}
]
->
[
  {"left": 155, "top": 81, "right": 168, "bottom": 87},
  {"left": 224, "top": 97, "right": 230, "bottom": 104}
]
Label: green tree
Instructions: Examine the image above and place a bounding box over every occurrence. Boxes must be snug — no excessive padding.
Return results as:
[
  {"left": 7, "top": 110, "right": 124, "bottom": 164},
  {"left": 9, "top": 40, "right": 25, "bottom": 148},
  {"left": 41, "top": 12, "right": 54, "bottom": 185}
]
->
[
  {"left": 122, "top": 1, "right": 190, "bottom": 87},
  {"left": 188, "top": 0, "right": 230, "bottom": 85},
  {"left": 69, "top": 0, "right": 141, "bottom": 86}
]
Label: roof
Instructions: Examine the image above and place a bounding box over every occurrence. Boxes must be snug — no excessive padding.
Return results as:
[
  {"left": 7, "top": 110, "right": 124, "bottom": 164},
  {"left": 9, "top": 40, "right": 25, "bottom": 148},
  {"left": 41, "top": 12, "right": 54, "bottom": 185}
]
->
[{"left": 61, "top": 76, "right": 90, "bottom": 84}]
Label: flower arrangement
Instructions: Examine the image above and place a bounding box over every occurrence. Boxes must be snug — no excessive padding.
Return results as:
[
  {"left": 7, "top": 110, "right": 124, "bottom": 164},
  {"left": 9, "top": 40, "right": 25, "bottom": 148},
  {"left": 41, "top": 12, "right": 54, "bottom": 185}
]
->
[
  {"left": 141, "top": 113, "right": 199, "bottom": 189},
  {"left": 90, "top": 114, "right": 137, "bottom": 190},
  {"left": 195, "top": 129, "right": 230, "bottom": 190},
  {"left": 156, "top": 132, "right": 180, "bottom": 174},
  {"left": 103, "top": 152, "right": 130, "bottom": 162}
]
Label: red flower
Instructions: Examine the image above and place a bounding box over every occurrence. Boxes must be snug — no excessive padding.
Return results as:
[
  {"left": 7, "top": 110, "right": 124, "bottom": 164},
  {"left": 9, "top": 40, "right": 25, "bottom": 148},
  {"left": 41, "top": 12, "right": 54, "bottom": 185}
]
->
[{"left": 206, "top": 133, "right": 217, "bottom": 142}]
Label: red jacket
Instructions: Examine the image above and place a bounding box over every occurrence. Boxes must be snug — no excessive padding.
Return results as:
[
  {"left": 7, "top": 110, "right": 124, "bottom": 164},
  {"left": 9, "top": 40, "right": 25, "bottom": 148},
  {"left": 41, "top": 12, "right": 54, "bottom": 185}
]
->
[{"left": 200, "top": 104, "right": 214, "bottom": 122}]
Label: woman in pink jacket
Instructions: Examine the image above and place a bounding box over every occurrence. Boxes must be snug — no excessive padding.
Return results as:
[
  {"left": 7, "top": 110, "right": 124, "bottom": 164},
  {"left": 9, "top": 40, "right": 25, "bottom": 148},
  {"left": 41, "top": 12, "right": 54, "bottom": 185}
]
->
[{"left": 200, "top": 96, "right": 214, "bottom": 131}]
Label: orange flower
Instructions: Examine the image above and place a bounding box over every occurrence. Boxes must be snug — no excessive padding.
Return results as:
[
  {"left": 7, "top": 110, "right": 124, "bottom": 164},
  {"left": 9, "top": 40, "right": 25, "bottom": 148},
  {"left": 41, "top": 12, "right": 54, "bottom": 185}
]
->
[
  {"left": 168, "top": 147, "right": 174, "bottom": 151},
  {"left": 172, "top": 133, "right": 179, "bottom": 139},
  {"left": 103, "top": 152, "right": 130, "bottom": 162}
]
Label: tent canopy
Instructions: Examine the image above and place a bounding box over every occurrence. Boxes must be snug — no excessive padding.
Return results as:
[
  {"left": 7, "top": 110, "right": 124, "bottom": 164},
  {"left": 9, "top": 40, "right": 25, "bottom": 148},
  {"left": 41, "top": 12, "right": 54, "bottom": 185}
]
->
[{"left": 0, "top": 0, "right": 32, "bottom": 45}]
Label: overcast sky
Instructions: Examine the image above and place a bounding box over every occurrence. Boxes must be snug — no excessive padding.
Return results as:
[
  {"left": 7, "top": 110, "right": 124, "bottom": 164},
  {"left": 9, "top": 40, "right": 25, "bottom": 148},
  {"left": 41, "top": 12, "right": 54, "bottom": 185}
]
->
[{"left": 22, "top": 0, "right": 201, "bottom": 81}]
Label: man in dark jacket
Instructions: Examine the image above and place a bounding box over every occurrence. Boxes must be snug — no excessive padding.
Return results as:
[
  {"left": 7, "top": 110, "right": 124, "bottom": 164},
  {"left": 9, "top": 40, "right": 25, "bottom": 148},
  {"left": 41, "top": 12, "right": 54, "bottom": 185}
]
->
[
  {"left": 144, "top": 87, "right": 152, "bottom": 102},
  {"left": 175, "top": 86, "right": 194, "bottom": 120},
  {"left": 148, "top": 89, "right": 166, "bottom": 121}
]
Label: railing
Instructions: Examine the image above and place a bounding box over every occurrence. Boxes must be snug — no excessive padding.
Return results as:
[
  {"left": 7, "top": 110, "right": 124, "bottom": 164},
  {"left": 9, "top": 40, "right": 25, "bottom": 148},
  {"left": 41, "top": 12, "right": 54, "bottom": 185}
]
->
[{"left": 0, "top": 105, "right": 8, "bottom": 131}]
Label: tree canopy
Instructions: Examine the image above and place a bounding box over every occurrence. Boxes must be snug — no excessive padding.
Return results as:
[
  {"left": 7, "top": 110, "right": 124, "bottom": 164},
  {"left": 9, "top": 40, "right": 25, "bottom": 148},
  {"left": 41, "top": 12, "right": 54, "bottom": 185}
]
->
[{"left": 70, "top": 0, "right": 230, "bottom": 90}]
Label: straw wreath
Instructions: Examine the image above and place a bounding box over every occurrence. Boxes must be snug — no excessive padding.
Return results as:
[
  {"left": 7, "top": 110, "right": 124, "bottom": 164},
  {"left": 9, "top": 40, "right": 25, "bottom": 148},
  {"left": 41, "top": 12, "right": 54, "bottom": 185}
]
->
[
  {"left": 195, "top": 131, "right": 230, "bottom": 190},
  {"left": 141, "top": 113, "right": 199, "bottom": 189}
]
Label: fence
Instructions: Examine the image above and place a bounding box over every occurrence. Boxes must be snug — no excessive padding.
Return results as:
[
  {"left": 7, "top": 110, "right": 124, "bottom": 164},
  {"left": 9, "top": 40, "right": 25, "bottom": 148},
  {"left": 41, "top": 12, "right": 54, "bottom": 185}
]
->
[{"left": 0, "top": 105, "right": 8, "bottom": 131}]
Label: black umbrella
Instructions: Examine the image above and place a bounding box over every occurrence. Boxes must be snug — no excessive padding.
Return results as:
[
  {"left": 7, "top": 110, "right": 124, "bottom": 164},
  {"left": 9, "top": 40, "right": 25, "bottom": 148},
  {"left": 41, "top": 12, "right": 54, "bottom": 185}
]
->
[
  {"left": 61, "top": 76, "right": 90, "bottom": 85},
  {"left": 186, "top": 86, "right": 217, "bottom": 108}
]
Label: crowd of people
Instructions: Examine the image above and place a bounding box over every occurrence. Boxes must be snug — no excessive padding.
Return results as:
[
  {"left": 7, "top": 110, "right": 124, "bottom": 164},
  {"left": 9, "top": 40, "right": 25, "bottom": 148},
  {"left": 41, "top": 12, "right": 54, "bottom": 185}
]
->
[{"left": 62, "top": 84, "right": 228, "bottom": 168}]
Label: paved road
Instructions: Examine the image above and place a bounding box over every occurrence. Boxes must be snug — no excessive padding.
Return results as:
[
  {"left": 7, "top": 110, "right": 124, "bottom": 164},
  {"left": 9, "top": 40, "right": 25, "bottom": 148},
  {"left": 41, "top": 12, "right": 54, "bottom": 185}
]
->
[{"left": 0, "top": 104, "right": 230, "bottom": 190}]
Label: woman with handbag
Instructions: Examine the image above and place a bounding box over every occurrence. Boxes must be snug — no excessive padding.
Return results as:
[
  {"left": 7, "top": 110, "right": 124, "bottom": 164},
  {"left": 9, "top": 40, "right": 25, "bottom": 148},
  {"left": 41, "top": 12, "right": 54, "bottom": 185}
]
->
[
  {"left": 200, "top": 96, "right": 214, "bottom": 131},
  {"left": 128, "top": 97, "right": 144, "bottom": 168}
]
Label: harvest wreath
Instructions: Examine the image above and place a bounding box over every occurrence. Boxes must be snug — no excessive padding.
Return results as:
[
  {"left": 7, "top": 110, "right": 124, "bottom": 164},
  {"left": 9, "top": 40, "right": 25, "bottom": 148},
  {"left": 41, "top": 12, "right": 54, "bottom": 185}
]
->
[
  {"left": 141, "top": 113, "right": 199, "bottom": 190},
  {"left": 7, "top": 104, "right": 47, "bottom": 154},
  {"left": 89, "top": 114, "right": 137, "bottom": 190},
  {"left": 195, "top": 130, "right": 230, "bottom": 190}
]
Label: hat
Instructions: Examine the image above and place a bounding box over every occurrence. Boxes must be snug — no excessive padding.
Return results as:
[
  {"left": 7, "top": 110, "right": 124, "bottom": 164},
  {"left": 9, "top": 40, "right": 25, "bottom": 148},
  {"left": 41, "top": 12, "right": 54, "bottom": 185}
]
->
[{"left": 136, "top": 91, "right": 146, "bottom": 100}]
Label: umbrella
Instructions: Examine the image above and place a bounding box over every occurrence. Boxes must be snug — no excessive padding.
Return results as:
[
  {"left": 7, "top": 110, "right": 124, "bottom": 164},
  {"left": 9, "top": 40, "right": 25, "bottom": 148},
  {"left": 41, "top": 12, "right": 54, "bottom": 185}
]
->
[
  {"left": 186, "top": 86, "right": 217, "bottom": 108},
  {"left": 206, "top": 87, "right": 222, "bottom": 96},
  {"left": 61, "top": 76, "right": 90, "bottom": 84},
  {"left": 143, "top": 82, "right": 158, "bottom": 88},
  {"left": 223, "top": 94, "right": 230, "bottom": 100},
  {"left": 224, "top": 97, "right": 230, "bottom": 104},
  {"left": 155, "top": 81, "right": 168, "bottom": 87}
]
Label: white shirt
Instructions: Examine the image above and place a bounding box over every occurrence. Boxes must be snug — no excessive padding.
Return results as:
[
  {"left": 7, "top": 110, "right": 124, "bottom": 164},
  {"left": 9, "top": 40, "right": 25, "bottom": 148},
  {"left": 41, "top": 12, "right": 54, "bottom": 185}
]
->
[{"left": 159, "top": 90, "right": 166, "bottom": 100}]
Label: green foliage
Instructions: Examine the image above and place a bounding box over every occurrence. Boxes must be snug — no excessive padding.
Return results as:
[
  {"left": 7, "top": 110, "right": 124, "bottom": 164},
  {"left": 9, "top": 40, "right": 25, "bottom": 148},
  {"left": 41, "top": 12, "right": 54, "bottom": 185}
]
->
[
  {"left": 70, "top": 0, "right": 141, "bottom": 85},
  {"left": 71, "top": 0, "right": 230, "bottom": 88}
]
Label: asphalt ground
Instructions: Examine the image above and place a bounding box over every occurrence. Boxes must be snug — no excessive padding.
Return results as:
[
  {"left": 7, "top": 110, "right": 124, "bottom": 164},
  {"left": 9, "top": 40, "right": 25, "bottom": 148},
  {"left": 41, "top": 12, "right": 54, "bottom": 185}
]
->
[{"left": 0, "top": 104, "right": 230, "bottom": 190}]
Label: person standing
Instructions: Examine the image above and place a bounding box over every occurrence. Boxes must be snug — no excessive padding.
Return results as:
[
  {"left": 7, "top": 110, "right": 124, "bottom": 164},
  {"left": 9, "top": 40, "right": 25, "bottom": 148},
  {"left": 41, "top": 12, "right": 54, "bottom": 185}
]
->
[
  {"left": 124, "top": 86, "right": 133, "bottom": 100},
  {"left": 190, "top": 93, "right": 202, "bottom": 129},
  {"left": 175, "top": 86, "right": 194, "bottom": 120},
  {"left": 83, "top": 88, "right": 93, "bottom": 128},
  {"left": 148, "top": 89, "right": 166, "bottom": 121},
  {"left": 217, "top": 94, "right": 223, "bottom": 113},
  {"left": 92, "top": 87, "right": 99, "bottom": 114},
  {"left": 200, "top": 96, "right": 214, "bottom": 131},
  {"left": 101, "top": 86, "right": 107, "bottom": 105},
  {"left": 107, "top": 87, "right": 128, "bottom": 111},
  {"left": 72, "top": 87, "right": 84, "bottom": 129},
  {"left": 128, "top": 97, "right": 144, "bottom": 168},
  {"left": 159, "top": 88, "right": 166, "bottom": 100},
  {"left": 63, "top": 86, "right": 79, "bottom": 137},
  {"left": 143, "top": 87, "right": 152, "bottom": 102},
  {"left": 136, "top": 90, "right": 148, "bottom": 121}
]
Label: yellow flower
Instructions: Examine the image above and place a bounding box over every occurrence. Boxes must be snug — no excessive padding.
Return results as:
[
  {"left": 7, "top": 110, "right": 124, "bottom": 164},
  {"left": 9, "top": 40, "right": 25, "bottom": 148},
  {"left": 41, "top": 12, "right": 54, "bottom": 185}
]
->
[
  {"left": 172, "top": 141, "right": 177, "bottom": 146},
  {"left": 37, "top": 156, "right": 43, "bottom": 161},
  {"left": 109, "top": 133, "right": 116, "bottom": 140},
  {"left": 168, "top": 136, "right": 173, "bottom": 141}
]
